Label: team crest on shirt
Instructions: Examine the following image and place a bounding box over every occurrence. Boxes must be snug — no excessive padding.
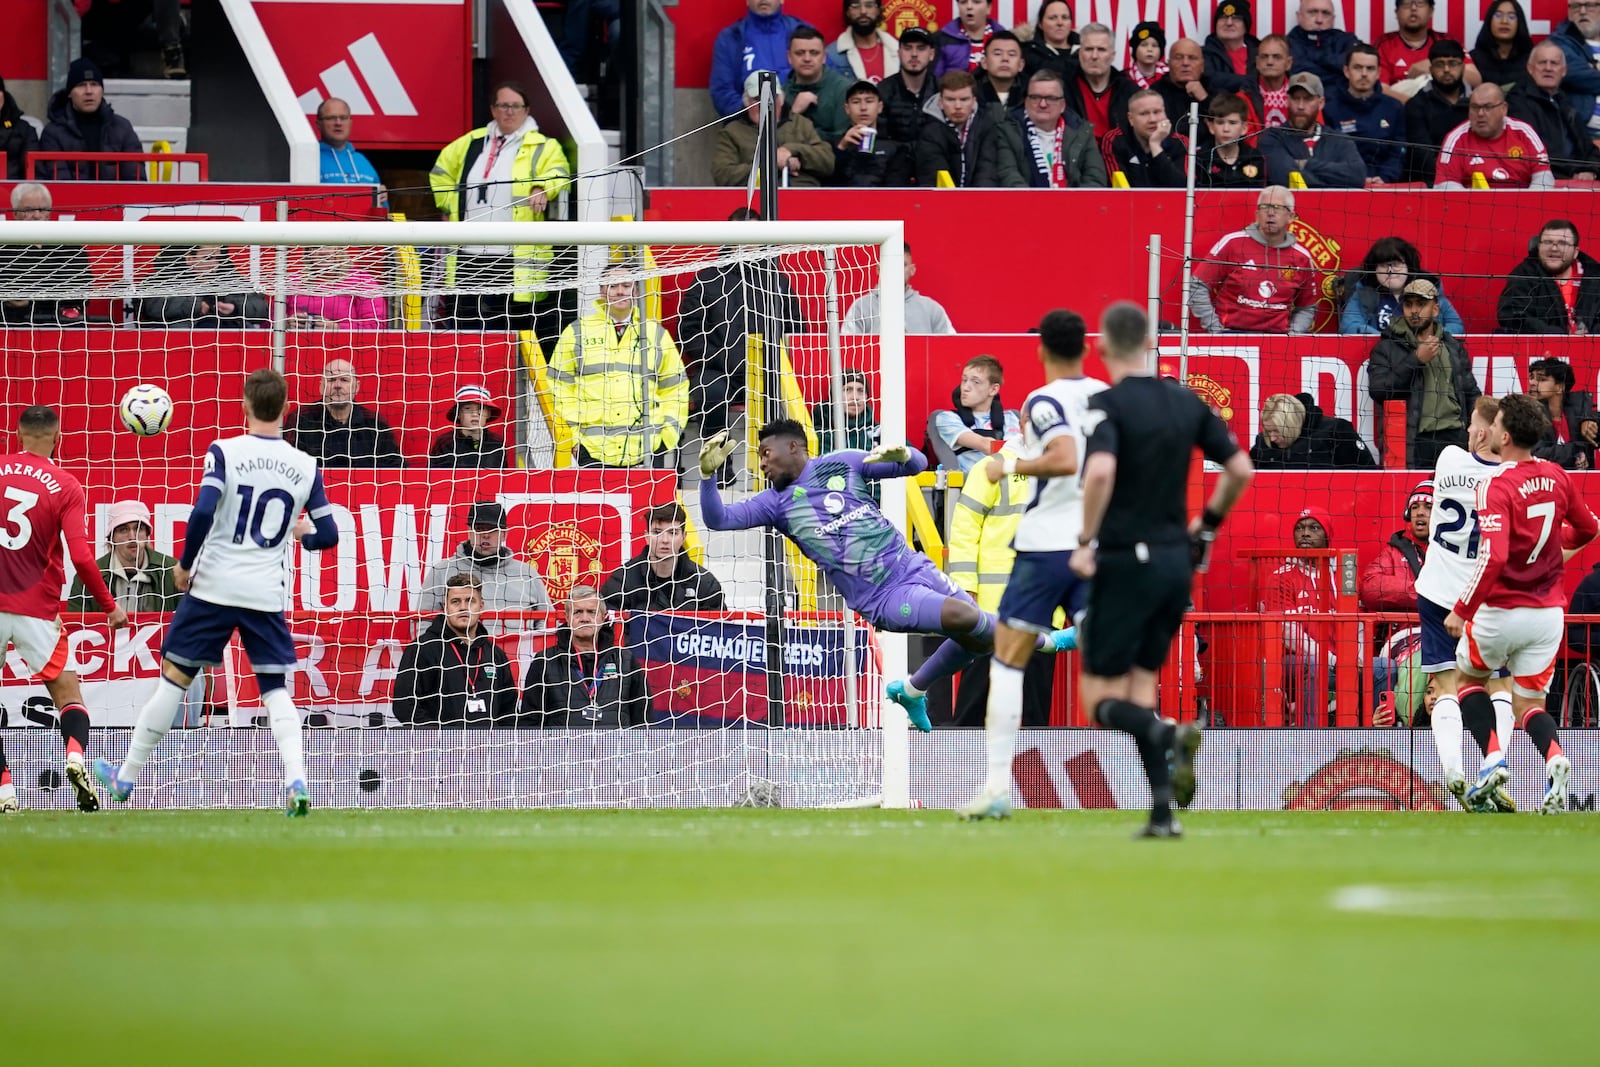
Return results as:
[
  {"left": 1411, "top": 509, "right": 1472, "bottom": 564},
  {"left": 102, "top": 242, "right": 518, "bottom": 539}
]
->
[
  {"left": 824, "top": 492, "right": 845, "bottom": 515},
  {"left": 1509, "top": 146, "right": 1523, "bottom": 158},
  {"left": 526, "top": 521, "right": 602, "bottom": 602},
  {"left": 827, "top": 475, "right": 846, "bottom": 491},
  {"left": 1243, "top": 164, "right": 1259, "bottom": 178}
]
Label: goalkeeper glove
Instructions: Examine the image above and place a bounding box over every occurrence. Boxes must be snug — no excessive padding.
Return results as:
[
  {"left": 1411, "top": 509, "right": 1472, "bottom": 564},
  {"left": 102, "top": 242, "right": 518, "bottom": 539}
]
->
[
  {"left": 699, "top": 431, "right": 739, "bottom": 477},
  {"left": 864, "top": 443, "right": 911, "bottom": 464}
]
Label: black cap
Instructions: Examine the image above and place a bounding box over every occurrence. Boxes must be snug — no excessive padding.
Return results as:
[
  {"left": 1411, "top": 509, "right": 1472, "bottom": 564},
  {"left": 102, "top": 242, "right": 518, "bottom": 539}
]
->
[
  {"left": 898, "top": 26, "right": 936, "bottom": 47},
  {"left": 845, "top": 79, "right": 880, "bottom": 99},
  {"left": 465, "top": 501, "right": 507, "bottom": 530},
  {"left": 1131, "top": 21, "right": 1167, "bottom": 51},
  {"left": 1214, "top": 0, "right": 1251, "bottom": 23},
  {"left": 1428, "top": 39, "right": 1465, "bottom": 61},
  {"left": 66, "top": 57, "right": 104, "bottom": 91}
]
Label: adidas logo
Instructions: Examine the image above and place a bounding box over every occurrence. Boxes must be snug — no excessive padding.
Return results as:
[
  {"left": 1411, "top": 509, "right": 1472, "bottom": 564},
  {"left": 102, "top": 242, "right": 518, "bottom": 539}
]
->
[{"left": 295, "top": 32, "right": 417, "bottom": 117}]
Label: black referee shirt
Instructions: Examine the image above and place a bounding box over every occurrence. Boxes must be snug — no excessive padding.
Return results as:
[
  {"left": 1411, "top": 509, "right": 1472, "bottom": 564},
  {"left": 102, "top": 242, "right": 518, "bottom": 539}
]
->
[{"left": 1084, "top": 375, "right": 1241, "bottom": 549}]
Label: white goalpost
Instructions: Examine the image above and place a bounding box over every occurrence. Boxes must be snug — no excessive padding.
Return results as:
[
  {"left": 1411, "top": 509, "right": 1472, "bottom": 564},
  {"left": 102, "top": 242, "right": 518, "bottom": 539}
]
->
[{"left": 0, "top": 219, "right": 911, "bottom": 810}]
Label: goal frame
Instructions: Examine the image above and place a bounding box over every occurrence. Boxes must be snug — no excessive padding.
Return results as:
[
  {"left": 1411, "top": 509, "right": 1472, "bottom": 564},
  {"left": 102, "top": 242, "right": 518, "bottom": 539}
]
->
[{"left": 0, "top": 218, "right": 912, "bottom": 808}]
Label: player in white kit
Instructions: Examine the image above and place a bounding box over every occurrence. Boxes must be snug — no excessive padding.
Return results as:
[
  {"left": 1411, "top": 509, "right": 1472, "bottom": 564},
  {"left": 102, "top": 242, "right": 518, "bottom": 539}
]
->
[
  {"left": 959, "top": 310, "right": 1107, "bottom": 820},
  {"left": 1414, "top": 396, "right": 1515, "bottom": 811},
  {"left": 95, "top": 369, "right": 340, "bottom": 816}
]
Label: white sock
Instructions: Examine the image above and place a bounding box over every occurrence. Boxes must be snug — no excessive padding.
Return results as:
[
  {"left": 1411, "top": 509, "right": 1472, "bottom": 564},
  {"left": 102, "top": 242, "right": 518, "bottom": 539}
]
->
[
  {"left": 901, "top": 678, "right": 925, "bottom": 699},
  {"left": 1491, "top": 692, "right": 1515, "bottom": 760},
  {"left": 121, "top": 678, "right": 185, "bottom": 784},
  {"left": 984, "top": 662, "right": 1025, "bottom": 793},
  {"left": 262, "top": 688, "right": 307, "bottom": 788},
  {"left": 1430, "top": 693, "right": 1464, "bottom": 780}
]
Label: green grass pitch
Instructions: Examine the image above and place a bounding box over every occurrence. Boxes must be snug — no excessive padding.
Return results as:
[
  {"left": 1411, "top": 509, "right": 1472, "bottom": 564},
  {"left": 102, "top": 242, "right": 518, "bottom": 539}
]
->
[{"left": 5, "top": 809, "right": 1595, "bottom": 1066}]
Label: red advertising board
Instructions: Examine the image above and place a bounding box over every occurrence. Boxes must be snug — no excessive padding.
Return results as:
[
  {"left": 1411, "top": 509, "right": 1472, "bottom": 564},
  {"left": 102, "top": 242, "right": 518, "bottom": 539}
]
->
[{"left": 250, "top": 0, "right": 471, "bottom": 149}]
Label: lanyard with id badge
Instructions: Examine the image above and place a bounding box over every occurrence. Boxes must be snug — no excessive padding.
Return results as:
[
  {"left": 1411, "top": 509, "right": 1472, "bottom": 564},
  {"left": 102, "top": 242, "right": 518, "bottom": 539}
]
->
[
  {"left": 453, "top": 642, "right": 488, "bottom": 720},
  {"left": 576, "top": 651, "right": 603, "bottom": 721}
]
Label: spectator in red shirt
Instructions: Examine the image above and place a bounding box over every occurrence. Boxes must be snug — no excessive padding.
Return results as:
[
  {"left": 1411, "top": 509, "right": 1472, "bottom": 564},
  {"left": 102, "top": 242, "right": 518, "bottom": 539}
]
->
[
  {"left": 1189, "top": 184, "right": 1319, "bottom": 333},
  {"left": 1377, "top": 0, "right": 1480, "bottom": 99},
  {"left": 1434, "top": 82, "right": 1553, "bottom": 188},
  {"left": 1360, "top": 480, "right": 1432, "bottom": 613},
  {"left": 1268, "top": 506, "right": 1339, "bottom": 726},
  {"left": 1064, "top": 23, "right": 1136, "bottom": 139},
  {"left": 1203, "top": 0, "right": 1259, "bottom": 94}
]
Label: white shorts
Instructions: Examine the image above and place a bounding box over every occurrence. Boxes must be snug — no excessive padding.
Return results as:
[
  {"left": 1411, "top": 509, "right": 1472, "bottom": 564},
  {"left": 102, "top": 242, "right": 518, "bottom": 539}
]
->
[
  {"left": 0, "top": 612, "right": 69, "bottom": 681},
  {"left": 1457, "top": 605, "right": 1564, "bottom": 699}
]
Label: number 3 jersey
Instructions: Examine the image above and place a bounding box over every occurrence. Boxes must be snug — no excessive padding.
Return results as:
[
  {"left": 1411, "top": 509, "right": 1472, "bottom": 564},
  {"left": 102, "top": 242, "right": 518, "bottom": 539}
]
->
[
  {"left": 189, "top": 435, "right": 331, "bottom": 612},
  {"left": 1415, "top": 445, "right": 1500, "bottom": 608},
  {"left": 1012, "top": 375, "right": 1108, "bottom": 553}
]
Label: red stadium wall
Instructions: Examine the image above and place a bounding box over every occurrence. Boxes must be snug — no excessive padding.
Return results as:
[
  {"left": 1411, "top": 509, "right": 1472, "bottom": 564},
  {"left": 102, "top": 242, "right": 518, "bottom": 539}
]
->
[{"left": 647, "top": 188, "right": 1600, "bottom": 335}]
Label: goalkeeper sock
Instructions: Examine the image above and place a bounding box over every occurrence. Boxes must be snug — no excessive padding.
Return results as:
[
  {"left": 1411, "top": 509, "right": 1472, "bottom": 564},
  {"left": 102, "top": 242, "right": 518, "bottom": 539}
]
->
[
  {"left": 983, "top": 662, "right": 1025, "bottom": 793},
  {"left": 121, "top": 677, "right": 185, "bottom": 784},
  {"left": 1491, "top": 692, "right": 1515, "bottom": 761},
  {"left": 909, "top": 639, "right": 976, "bottom": 694},
  {"left": 1521, "top": 708, "right": 1563, "bottom": 764},
  {"left": 1458, "top": 684, "right": 1500, "bottom": 766},
  {"left": 261, "top": 686, "right": 308, "bottom": 788},
  {"left": 57, "top": 703, "right": 90, "bottom": 760},
  {"left": 1428, "top": 693, "right": 1465, "bottom": 780}
]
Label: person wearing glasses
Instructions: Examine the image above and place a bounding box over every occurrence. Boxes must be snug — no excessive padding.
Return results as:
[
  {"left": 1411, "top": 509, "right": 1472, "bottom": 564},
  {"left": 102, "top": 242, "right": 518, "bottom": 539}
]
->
[
  {"left": 1434, "top": 82, "right": 1554, "bottom": 189},
  {"left": 0, "top": 183, "right": 91, "bottom": 326},
  {"left": 1375, "top": 0, "right": 1480, "bottom": 99},
  {"left": 429, "top": 82, "right": 571, "bottom": 340},
  {"left": 1497, "top": 219, "right": 1600, "bottom": 335},
  {"left": 1550, "top": 0, "right": 1600, "bottom": 138},
  {"left": 1012, "top": 69, "right": 1106, "bottom": 187},
  {"left": 314, "top": 97, "right": 386, "bottom": 208}
]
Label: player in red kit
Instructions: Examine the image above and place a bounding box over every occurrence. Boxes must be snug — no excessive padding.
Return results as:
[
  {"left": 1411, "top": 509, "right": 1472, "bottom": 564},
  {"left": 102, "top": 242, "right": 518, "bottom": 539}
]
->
[
  {"left": 0, "top": 406, "right": 129, "bottom": 813},
  {"left": 1445, "top": 393, "right": 1599, "bottom": 814}
]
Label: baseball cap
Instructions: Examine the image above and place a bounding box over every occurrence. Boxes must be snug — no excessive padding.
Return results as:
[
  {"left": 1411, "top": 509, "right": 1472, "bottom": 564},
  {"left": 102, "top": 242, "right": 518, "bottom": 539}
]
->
[
  {"left": 845, "top": 79, "right": 880, "bottom": 100},
  {"left": 743, "top": 71, "right": 780, "bottom": 100},
  {"left": 465, "top": 501, "right": 507, "bottom": 530},
  {"left": 106, "top": 500, "right": 153, "bottom": 534},
  {"left": 446, "top": 384, "right": 502, "bottom": 423},
  {"left": 898, "top": 26, "right": 936, "bottom": 47},
  {"left": 1287, "top": 72, "right": 1325, "bottom": 96},
  {"left": 1401, "top": 278, "right": 1439, "bottom": 300}
]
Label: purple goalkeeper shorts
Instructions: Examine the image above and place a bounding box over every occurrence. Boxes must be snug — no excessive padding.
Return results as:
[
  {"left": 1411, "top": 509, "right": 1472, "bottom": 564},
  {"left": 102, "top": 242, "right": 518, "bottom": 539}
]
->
[{"left": 858, "top": 564, "right": 975, "bottom": 635}]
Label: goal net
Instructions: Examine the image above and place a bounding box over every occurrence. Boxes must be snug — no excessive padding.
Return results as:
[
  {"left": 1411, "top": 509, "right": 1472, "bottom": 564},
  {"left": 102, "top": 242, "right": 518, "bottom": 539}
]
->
[{"left": 0, "top": 218, "right": 910, "bottom": 810}]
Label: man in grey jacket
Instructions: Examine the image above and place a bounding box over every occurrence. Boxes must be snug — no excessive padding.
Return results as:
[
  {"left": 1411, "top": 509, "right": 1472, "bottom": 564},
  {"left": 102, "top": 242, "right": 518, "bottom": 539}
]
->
[
  {"left": 418, "top": 501, "right": 553, "bottom": 615},
  {"left": 841, "top": 241, "right": 955, "bottom": 335},
  {"left": 1258, "top": 72, "right": 1366, "bottom": 188}
]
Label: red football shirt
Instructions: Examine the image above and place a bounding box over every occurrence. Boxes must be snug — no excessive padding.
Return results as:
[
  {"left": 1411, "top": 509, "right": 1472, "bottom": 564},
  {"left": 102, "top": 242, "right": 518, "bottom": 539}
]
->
[
  {"left": 1434, "top": 118, "right": 1552, "bottom": 188},
  {"left": 1456, "top": 458, "right": 1600, "bottom": 615},
  {"left": 0, "top": 452, "right": 116, "bottom": 619},
  {"left": 1193, "top": 229, "right": 1320, "bottom": 332},
  {"left": 1375, "top": 30, "right": 1472, "bottom": 85}
]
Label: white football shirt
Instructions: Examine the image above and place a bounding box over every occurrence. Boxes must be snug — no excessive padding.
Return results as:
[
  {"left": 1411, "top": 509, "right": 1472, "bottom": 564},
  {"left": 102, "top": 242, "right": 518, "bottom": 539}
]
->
[
  {"left": 1414, "top": 444, "right": 1502, "bottom": 607},
  {"left": 1012, "top": 374, "right": 1109, "bottom": 553},
  {"left": 189, "top": 434, "right": 328, "bottom": 612}
]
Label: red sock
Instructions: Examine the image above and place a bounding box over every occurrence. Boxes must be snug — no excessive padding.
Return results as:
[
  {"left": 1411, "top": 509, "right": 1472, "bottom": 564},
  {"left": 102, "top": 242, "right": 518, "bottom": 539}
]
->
[
  {"left": 1548, "top": 738, "right": 1564, "bottom": 760},
  {"left": 1485, "top": 729, "right": 1502, "bottom": 759},
  {"left": 0, "top": 766, "right": 11, "bottom": 787}
]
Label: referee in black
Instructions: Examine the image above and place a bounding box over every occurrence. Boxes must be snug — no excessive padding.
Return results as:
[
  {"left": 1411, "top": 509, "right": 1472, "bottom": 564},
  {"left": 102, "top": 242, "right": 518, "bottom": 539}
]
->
[{"left": 1069, "top": 302, "right": 1254, "bottom": 838}]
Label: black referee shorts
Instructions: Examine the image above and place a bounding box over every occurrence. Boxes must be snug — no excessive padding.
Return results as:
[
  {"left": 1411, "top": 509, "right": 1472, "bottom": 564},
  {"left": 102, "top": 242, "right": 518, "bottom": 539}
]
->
[{"left": 1079, "top": 543, "right": 1191, "bottom": 678}]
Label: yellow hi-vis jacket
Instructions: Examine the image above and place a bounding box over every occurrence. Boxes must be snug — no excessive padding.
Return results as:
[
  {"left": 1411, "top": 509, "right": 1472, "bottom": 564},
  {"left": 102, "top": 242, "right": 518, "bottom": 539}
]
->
[
  {"left": 946, "top": 449, "right": 1030, "bottom": 614},
  {"left": 547, "top": 303, "right": 689, "bottom": 467},
  {"left": 429, "top": 126, "right": 571, "bottom": 302}
]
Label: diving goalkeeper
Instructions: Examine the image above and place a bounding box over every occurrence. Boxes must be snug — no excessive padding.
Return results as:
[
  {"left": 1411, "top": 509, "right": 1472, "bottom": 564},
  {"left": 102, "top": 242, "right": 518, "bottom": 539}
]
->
[{"left": 698, "top": 419, "right": 1074, "bottom": 731}]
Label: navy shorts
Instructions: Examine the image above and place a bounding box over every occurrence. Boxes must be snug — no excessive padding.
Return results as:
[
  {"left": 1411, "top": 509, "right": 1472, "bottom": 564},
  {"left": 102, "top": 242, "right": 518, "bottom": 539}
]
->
[
  {"left": 162, "top": 595, "right": 299, "bottom": 674},
  {"left": 1417, "top": 595, "right": 1455, "bottom": 674},
  {"left": 998, "top": 550, "right": 1087, "bottom": 634}
]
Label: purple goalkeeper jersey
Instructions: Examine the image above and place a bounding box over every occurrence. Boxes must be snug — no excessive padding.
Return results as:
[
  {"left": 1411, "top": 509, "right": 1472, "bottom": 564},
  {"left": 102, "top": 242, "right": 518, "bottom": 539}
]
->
[{"left": 700, "top": 448, "right": 937, "bottom": 611}]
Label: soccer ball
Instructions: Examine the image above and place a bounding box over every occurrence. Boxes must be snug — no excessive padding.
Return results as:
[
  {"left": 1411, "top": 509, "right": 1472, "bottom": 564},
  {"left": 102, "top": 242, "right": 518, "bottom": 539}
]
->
[{"left": 119, "top": 384, "right": 174, "bottom": 436}]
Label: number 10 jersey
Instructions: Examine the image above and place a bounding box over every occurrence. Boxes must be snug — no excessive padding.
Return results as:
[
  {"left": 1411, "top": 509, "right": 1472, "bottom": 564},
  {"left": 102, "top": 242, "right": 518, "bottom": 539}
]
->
[
  {"left": 190, "top": 435, "right": 329, "bottom": 612},
  {"left": 1415, "top": 445, "right": 1500, "bottom": 608}
]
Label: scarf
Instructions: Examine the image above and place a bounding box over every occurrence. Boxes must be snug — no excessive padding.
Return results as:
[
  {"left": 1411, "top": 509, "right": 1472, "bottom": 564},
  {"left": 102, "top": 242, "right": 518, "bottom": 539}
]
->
[
  {"left": 1130, "top": 60, "right": 1169, "bottom": 90},
  {"left": 1259, "top": 81, "right": 1289, "bottom": 127},
  {"left": 1026, "top": 117, "right": 1069, "bottom": 187}
]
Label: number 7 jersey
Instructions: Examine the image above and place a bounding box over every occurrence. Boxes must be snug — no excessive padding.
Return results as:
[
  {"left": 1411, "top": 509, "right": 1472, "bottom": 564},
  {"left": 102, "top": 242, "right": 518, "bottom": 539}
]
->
[
  {"left": 190, "top": 435, "right": 329, "bottom": 612},
  {"left": 1415, "top": 444, "right": 1501, "bottom": 607},
  {"left": 1455, "top": 457, "right": 1599, "bottom": 615}
]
